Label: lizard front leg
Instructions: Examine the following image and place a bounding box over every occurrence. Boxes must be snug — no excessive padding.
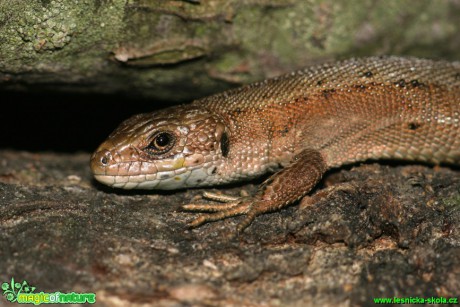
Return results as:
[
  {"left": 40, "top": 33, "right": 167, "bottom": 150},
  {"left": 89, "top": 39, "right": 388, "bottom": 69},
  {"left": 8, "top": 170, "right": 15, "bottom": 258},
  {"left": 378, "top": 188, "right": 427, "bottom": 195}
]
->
[{"left": 182, "top": 148, "right": 328, "bottom": 232}]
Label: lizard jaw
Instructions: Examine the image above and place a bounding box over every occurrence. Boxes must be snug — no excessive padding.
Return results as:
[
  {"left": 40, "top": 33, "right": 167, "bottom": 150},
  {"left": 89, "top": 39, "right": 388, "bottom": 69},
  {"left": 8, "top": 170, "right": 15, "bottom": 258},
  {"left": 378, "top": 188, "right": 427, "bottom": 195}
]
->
[{"left": 93, "top": 166, "right": 212, "bottom": 190}]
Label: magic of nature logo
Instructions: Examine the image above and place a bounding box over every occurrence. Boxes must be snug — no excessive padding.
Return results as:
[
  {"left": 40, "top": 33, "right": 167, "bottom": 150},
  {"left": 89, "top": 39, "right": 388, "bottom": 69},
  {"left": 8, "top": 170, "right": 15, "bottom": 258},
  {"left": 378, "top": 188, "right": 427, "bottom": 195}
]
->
[{"left": 2, "top": 278, "right": 96, "bottom": 305}]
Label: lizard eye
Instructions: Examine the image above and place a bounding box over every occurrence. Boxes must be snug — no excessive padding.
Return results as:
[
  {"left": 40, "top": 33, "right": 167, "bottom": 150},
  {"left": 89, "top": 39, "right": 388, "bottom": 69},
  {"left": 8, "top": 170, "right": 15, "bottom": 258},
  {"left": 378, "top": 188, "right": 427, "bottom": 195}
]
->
[{"left": 145, "top": 131, "right": 176, "bottom": 155}]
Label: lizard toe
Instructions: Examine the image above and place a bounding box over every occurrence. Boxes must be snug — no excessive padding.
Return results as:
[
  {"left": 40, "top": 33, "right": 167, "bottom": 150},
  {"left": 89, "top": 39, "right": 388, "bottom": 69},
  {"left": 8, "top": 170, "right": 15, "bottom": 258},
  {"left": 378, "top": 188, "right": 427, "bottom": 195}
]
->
[
  {"left": 182, "top": 201, "right": 240, "bottom": 212},
  {"left": 187, "top": 201, "right": 252, "bottom": 228}
]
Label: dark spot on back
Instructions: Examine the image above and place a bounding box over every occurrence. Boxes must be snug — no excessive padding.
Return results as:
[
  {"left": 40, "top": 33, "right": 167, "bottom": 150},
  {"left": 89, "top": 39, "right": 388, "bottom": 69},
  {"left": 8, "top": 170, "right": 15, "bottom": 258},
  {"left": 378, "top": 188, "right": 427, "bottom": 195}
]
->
[
  {"left": 408, "top": 123, "right": 421, "bottom": 130},
  {"left": 235, "top": 108, "right": 242, "bottom": 114},
  {"left": 455, "top": 73, "right": 460, "bottom": 80},
  {"left": 220, "top": 132, "right": 230, "bottom": 158},
  {"left": 410, "top": 79, "right": 425, "bottom": 88},
  {"left": 353, "top": 84, "right": 367, "bottom": 91},
  {"left": 294, "top": 96, "right": 309, "bottom": 103},
  {"left": 363, "top": 71, "right": 373, "bottom": 78},
  {"left": 394, "top": 79, "right": 406, "bottom": 87},
  {"left": 322, "top": 89, "right": 336, "bottom": 99},
  {"left": 317, "top": 80, "right": 324, "bottom": 86},
  {"left": 279, "top": 126, "right": 289, "bottom": 136}
]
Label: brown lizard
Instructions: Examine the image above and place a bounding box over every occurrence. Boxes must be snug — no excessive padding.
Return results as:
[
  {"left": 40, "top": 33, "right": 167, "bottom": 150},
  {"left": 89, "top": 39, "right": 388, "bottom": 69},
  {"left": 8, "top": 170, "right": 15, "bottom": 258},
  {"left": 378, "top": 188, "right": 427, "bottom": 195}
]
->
[{"left": 90, "top": 56, "right": 460, "bottom": 232}]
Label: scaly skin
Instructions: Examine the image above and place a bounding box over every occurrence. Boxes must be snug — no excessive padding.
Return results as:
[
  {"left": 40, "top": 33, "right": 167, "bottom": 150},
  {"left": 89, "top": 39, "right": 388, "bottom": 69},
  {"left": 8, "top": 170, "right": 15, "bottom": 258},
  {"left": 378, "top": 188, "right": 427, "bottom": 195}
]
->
[{"left": 91, "top": 56, "right": 460, "bottom": 232}]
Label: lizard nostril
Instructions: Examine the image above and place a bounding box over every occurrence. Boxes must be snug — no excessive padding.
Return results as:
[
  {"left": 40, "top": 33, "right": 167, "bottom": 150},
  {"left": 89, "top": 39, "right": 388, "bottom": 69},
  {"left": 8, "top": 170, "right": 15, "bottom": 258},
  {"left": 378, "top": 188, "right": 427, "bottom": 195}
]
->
[
  {"left": 100, "top": 151, "right": 112, "bottom": 166},
  {"left": 90, "top": 149, "right": 114, "bottom": 175},
  {"left": 101, "top": 156, "right": 108, "bottom": 165}
]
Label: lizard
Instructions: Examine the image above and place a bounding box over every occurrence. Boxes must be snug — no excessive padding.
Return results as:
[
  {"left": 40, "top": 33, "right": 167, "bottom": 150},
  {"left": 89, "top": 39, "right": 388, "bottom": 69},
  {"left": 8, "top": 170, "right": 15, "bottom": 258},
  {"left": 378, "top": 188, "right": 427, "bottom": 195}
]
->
[{"left": 90, "top": 56, "right": 460, "bottom": 233}]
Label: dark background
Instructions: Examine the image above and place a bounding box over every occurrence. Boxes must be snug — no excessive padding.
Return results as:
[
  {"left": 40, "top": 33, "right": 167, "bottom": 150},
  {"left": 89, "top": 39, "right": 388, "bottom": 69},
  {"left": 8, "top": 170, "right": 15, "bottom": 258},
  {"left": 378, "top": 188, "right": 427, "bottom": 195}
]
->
[{"left": 1, "top": 90, "right": 181, "bottom": 152}]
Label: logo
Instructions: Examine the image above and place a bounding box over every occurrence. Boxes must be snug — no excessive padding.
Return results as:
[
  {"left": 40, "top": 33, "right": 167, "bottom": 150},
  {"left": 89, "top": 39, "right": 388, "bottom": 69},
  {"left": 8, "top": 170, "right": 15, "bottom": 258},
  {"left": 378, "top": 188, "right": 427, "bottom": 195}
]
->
[
  {"left": 2, "top": 278, "right": 96, "bottom": 305},
  {"left": 2, "top": 278, "right": 36, "bottom": 303}
]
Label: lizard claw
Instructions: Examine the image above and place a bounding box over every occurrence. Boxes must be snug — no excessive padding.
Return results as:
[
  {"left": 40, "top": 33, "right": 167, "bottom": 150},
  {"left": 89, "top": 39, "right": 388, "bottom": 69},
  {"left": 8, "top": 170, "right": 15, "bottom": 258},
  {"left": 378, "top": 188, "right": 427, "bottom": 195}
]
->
[
  {"left": 182, "top": 201, "right": 240, "bottom": 212},
  {"left": 184, "top": 199, "right": 253, "bottom": 230},
  {"left": 184, "top": 195, "right": 274, "bottom": 233},
  {"left": 181, "top": 191, "right": 245, "bottom": 212},
  {"left": 201, "top": 191, "right": 241, "bottom": 202}
]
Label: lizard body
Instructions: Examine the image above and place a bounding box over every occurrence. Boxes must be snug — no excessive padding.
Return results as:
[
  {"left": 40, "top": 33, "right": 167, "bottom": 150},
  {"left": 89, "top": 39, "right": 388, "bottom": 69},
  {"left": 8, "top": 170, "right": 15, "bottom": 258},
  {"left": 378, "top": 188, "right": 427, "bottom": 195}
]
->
[{"left": 91, "top": 56, "right": 460, "bottom": 232}]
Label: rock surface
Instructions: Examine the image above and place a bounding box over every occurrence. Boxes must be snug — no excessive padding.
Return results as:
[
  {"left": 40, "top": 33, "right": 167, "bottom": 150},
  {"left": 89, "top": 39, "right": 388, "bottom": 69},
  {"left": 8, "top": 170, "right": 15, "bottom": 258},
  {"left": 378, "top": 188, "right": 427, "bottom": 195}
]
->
[{"left": 1, "top": 150, "right": 459, "bottom": 306}]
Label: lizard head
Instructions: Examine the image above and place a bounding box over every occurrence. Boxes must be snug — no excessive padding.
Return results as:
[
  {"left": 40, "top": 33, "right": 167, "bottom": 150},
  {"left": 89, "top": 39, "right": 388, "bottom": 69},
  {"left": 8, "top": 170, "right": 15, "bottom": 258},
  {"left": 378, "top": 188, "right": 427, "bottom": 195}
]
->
[{"left": 90, "top": 105, "right": 228, "bottom": 190}]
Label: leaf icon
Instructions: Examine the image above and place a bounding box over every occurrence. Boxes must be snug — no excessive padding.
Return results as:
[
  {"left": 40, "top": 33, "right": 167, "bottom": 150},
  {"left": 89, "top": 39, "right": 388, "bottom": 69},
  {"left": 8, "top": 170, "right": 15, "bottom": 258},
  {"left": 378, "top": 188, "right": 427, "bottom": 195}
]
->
[
  {"left": 6, "top": 293, "right": 14, "bottom": 302},
  {"left": 2, "top": 278, "right": 36, "bottom": 302},
  {"left": 1, "top": 282, "right": 9, "bottom": 291}
]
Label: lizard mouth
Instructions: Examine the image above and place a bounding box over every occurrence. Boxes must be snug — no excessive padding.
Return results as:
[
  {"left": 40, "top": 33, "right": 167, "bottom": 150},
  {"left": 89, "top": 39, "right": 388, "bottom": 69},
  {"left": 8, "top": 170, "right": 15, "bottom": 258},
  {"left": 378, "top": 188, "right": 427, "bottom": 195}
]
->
[
  {"left": 93, "top": 166, "right": 211, "bottom": 190},
  {"left": 90, "top": 142, "right": 218, "bottom": 190},
  {"left": 93, "top": 174, "right": 161, "bottom": 189}
]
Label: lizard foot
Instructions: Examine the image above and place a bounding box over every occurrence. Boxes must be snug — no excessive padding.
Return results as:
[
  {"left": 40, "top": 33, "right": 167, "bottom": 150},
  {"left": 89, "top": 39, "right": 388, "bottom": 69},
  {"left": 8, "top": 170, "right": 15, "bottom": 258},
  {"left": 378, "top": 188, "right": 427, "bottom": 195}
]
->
[{"left": 182, "top": 192, "right": 264, "bottom": 233}]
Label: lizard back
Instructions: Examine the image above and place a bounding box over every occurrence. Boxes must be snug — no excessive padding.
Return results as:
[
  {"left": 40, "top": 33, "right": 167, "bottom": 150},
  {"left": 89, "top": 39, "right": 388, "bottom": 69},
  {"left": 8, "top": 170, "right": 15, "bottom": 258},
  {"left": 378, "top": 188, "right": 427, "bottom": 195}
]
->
[{"left": 196, "top": 56, "right": 460, "bottom": 168}]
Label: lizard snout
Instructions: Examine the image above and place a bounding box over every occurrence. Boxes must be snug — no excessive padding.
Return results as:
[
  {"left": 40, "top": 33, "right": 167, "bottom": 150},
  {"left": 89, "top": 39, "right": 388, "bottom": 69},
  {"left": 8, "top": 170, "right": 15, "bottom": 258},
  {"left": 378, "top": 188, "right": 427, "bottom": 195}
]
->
[{"left": 90, "top": 149, "right": 113, "bottom": 176}]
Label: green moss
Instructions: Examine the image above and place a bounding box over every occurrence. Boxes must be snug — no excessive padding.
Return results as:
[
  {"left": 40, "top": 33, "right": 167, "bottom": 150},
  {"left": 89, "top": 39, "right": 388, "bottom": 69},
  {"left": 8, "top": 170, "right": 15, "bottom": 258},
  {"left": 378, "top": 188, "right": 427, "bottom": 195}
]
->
[
  {"left": 442, "top": 194, "right": 460, "bottom": 208},
  {"left": 233, "top": 1, "right": 347, "bottom": 72},
  {"left": 215, "top": 53, "right": 244, "bottom": 72},
  {"left": 0, "top": 0, "right": 458, "bottom": 100},
  {"left": 11, "top": 0, "right": 79, "bottom": 52},
  {"left": 0, "top": 0, "right": 125, "bottom": 73}
]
